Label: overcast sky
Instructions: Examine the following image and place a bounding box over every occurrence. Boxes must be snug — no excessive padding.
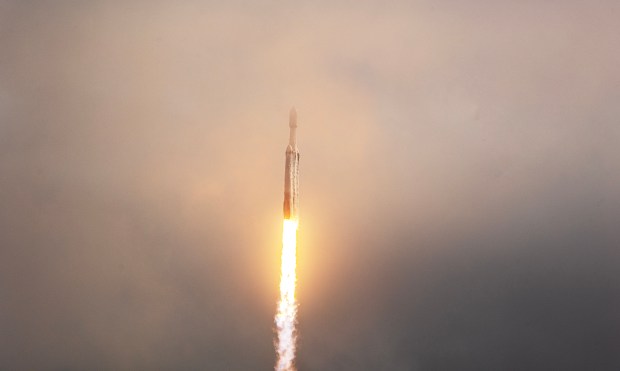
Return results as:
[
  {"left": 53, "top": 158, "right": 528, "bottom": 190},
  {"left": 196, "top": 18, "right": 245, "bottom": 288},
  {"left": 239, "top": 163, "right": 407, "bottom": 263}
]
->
[{"left": 1, "top": 1, "right": 619, "bottom": 370}]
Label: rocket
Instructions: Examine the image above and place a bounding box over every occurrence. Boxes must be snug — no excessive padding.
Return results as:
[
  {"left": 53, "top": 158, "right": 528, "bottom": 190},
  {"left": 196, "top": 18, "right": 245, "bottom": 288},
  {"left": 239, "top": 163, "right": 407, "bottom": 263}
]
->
[{"left": 283, "top": 108, "right": 300, "bottom": 220}]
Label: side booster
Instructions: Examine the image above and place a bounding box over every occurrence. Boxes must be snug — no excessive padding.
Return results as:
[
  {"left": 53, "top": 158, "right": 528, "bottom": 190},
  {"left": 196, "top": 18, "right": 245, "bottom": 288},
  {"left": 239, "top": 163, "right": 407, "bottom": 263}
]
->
[{"left": 283, "top": 108, "right": 300, "bottom": 220}]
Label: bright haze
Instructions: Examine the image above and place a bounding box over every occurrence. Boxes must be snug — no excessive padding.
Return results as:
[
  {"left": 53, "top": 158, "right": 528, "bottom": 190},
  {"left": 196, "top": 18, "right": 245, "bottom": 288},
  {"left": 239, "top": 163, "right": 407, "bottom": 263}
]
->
[{"left": 1, "top": 1, "right": 619, "bottom": 370}]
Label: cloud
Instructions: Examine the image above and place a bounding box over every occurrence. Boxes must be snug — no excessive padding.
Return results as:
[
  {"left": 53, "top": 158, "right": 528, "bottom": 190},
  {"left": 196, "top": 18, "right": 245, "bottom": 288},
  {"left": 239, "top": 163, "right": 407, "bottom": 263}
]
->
[{"left": 0, "top": 1, "right": 619, "bottom": 369}]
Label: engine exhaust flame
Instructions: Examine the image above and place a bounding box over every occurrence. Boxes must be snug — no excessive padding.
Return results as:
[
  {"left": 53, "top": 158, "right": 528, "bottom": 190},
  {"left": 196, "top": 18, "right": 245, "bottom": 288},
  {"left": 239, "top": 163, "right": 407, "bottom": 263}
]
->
[{"left": 275, "top": 219, "right": 299, "bottom": 371}]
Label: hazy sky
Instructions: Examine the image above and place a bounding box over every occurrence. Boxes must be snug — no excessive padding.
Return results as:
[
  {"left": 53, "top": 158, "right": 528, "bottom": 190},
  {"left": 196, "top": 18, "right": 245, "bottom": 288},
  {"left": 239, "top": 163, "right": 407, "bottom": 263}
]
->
[{"left": 1, "top": 1, "right": 619, "bottom": 370}]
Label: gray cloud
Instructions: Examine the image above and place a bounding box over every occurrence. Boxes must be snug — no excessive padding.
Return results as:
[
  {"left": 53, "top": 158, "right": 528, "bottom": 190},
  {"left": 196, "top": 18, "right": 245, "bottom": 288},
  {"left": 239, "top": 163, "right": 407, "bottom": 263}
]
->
[{"left": 0, "top": 1, "right": 619, "bottom": 370}]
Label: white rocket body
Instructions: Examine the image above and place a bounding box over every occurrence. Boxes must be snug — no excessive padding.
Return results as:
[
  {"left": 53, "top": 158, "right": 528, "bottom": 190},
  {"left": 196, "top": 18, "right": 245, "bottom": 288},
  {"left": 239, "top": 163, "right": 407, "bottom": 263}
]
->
[{"left": 283, "top": 108, "right": 300, "bottom": 220}]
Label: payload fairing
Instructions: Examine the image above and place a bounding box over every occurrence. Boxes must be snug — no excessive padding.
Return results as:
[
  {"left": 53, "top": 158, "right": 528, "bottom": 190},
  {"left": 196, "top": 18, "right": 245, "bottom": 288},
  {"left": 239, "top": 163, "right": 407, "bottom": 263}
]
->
[{"left": 283, "top": 108, "right": 300, "bottom": 220}]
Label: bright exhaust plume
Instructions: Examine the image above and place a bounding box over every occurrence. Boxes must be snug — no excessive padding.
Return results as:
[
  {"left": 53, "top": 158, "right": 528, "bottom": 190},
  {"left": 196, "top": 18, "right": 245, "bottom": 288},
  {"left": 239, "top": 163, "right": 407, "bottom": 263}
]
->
[{"left": 275, "top": 219, "right": 299, "bottom": 371}]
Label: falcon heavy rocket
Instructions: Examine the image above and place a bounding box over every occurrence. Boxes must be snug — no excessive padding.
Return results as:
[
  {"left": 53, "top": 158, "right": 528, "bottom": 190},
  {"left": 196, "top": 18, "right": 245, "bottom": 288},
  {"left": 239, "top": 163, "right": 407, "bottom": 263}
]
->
[{"left": 283, "top": 108, "right": 299, "bottom": 220}]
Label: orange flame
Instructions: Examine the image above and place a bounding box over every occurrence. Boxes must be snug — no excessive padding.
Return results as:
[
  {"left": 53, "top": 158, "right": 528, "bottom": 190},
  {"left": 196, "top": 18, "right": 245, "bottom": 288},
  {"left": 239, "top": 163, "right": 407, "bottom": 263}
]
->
[{"left": 275, "top": 219, "right": 299, "bottom": 371}]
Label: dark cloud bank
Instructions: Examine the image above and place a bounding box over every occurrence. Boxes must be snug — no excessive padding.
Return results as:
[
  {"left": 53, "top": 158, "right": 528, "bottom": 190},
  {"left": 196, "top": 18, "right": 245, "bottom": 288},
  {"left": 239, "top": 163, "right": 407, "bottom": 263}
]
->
[{"left": 1, "top": 1, "right": 619, "bottom": 370}]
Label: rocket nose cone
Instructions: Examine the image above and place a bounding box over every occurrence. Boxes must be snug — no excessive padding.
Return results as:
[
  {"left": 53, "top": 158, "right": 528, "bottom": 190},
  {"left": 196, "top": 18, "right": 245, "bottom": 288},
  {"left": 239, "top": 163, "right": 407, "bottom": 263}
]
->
[{"left": 289, "top": 107, "right": 297, "bottom": 128}]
